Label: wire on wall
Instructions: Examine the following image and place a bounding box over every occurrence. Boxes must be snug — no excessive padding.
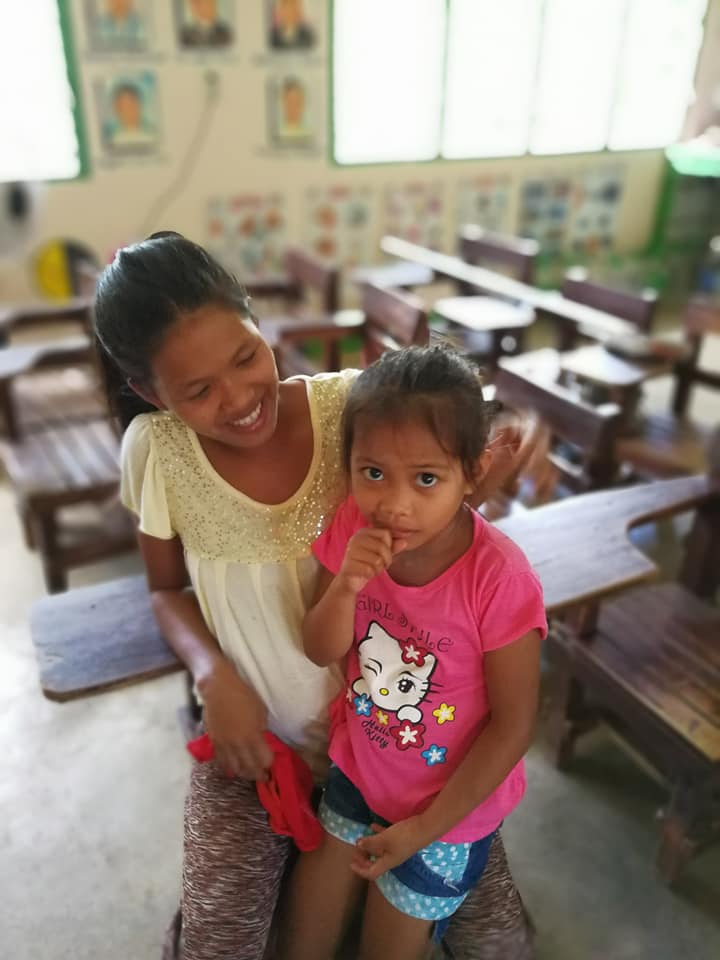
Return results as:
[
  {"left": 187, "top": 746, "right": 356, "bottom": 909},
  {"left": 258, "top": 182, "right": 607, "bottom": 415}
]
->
[{"left": 138, "top": 70, "right": 221, "bottom": 238}]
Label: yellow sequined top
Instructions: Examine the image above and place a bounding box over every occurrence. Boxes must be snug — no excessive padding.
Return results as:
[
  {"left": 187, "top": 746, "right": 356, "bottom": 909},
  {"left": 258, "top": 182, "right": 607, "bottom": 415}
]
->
[{"left": 120, "top": 370, "right": 358, "bottom": 772}]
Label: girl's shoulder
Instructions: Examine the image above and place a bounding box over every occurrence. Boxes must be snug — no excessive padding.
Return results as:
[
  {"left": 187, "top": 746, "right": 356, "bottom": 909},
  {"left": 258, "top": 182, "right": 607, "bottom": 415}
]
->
[
  {"left": 121, "top": 409, "right": 189, "bottom": 465},
  {"left": 471, "top": 511, "right": 539, "bottom": 585}
]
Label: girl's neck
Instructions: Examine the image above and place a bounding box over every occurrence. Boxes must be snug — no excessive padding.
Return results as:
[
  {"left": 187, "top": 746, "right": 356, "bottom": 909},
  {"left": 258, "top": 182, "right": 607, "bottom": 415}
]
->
[
  {"left": 388, "top": 506, "right": 474, "bottom": 588},
  {"left": 197, "top": 379, "right": 314, "bottom": 505}
]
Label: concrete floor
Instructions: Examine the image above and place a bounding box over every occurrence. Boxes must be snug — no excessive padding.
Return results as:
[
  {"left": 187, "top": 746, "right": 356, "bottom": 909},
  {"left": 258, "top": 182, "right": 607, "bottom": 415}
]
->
[{"left": 1, "top": 320, "right": 719, "bottom": 959}]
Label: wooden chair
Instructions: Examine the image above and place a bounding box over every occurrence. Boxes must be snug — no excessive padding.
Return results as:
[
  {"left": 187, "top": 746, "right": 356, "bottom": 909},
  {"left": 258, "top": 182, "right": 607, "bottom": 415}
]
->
[
  {"left": 542, "top": 435, "right": 720, "bottom": 883},
  {"left": 614, "top": 298, "right": 719, "bottom": 479},
  {"left": 0, "top": 332, "right": 136, "bottom": 592},
  {"left": 672, "top": 296, "right": 720, "bottom": 416},
  {"left": 458, "top": 226, "right": 539, "bottom": 284},
  {"left": 273, "top": 283, "right": 429, "bottom": 378},
  {"left": 248, "top": 246, "right": 339, "bottom": 318},
  {"left": 562, "top": 267, "right": 659, "bottom": 334},
  {"left": 359, "top": 282, "right": 428, "bottom": 362},
  {"left": 492, "top": 349, "right": 625, "bottom": 504}
]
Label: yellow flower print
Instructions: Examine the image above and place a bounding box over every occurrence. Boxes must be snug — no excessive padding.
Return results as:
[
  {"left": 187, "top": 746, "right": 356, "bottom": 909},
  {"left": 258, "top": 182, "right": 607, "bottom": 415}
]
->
[
  {"left": 376, "top": 710, "right": 389, "bottom": 726},
  {"left": 432, "top": 703, "right": 456, "bottom": 725}
]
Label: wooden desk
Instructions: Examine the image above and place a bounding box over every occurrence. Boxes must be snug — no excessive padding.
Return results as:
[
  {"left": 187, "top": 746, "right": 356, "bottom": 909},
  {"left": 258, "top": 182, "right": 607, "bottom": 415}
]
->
[
  {"left": 381, "top": 235, "right": 636, "bottom": 347},
  {"left": 0, "top": 297, "right": 93, "bottom": 346},
  {"left": 31, "top": 475, "right": 718, "bottom": 701}
]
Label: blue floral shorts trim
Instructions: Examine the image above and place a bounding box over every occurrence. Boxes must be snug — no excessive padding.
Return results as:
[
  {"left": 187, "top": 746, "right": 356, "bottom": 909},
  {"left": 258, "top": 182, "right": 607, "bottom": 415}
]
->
[{"left": 318, "top": 764, "right": 495, "bottom": 940}]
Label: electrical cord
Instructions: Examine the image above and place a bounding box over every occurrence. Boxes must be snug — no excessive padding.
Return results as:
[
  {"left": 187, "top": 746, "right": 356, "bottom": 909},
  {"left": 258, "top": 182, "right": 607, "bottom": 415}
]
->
[{"left": 138, "top": 71, "right": 221, "bottom": 238}]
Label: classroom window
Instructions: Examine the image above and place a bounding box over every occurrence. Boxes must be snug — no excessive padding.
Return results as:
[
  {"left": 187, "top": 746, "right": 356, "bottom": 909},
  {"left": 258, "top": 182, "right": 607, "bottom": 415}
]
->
[
  {"left": 0, "top": 0, "right": 84, "bottom": 182},
  {"left": 332, "top": 0, "right": 708, "bottom": 164}
]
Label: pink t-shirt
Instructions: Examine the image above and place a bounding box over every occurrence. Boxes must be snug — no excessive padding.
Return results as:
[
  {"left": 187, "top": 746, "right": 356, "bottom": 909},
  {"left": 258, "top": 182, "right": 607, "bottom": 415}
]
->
[{"left": 313, "top": 497, "right": 547, "bottom": 843}]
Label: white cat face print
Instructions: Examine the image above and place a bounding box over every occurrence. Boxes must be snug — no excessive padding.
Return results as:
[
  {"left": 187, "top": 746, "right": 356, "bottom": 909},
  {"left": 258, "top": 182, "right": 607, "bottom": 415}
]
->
[{"left": 352, "top": 620, "right": 437, "bottom": 725}]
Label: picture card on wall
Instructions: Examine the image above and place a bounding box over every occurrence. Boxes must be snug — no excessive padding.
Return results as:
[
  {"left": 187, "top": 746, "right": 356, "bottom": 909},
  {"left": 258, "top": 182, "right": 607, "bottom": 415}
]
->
[
  {"left": 518, "top": 177, "right": 571, "bottom": 254},
  {"left": 96, "top": 71, "right": 160, "bottom": 157},
  {"left": 84, "top": 0, "right": 151, "bottom": 53},
  {"left": 266, "top": 73, "right": 320, "bottom": 150},
  {"left": 174, "top": 0, "right": 235, "bottom": 50},
  {"left": 305, "top": 186, "right": 373, "bottom": 268},
  {"left": 568, "top": 168, "right": 624, "bottom": 255},
  {"left": 385, "top": 182, "right": 444, "bottom": 250},
  {"left": 207, "top": 194, "right": 287, "bottom": 282},
  {"left": 266, "top": 0, "right": 317, "bottom": 51},
  {"left": 456, "top": 176, "right": 512, "bottom": 235}
]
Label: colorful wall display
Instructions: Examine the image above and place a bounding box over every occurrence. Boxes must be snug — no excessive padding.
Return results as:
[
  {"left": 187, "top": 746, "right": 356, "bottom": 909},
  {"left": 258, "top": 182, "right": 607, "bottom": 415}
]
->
[
  {"left": 518, "top": 177, "right": 571, "bottom": 253},
  {"left": 305, "top": 186, "right": 373, "bottom": 267},
  {"left": 456, "top": 175, "right": 512, "bottom": 234},
  {"left": 384, "top": 182, "right": 444, "bottom": 250},
  {"left": 568, "top": 168, "right": 624, "bottom": 255},
  {"left": 207, "top": 193, "right": 287, "bottom": 281}
]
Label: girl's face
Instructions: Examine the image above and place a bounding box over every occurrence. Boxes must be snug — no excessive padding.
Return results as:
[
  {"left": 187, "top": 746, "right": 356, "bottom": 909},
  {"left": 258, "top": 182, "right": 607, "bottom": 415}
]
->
[
  {"left": 144, "top": 304, "right": 280, "bottom": 450},
  {"left": 350, "top": 417, "right": 476, "bottom": 554}
]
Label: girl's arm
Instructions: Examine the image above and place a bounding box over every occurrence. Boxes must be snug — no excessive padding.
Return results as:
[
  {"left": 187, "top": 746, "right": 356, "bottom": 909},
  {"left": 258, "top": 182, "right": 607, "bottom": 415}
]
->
[
  {"left": 353, "top": 629, "right": 541, "bottom": 878},
  {"left": 303, "top": 527, "right": 398, "bottom": 667},
  {"left": 138, "top": 530, "right": 273, "bottom": 780}
]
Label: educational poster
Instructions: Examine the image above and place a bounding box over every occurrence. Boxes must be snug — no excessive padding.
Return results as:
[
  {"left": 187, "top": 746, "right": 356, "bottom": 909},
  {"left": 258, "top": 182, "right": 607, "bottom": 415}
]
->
[
  {"left": 174, "top": 0, "right": 235, "bottom": 50},
  {"left": 84, "top": 0, "right": 150, "bottom": 53},
  {"left": 384, "top": 182, "right": 444, "bottom": 250},
  {"left": 266, "top": 0, "right": 317, "bottom": 51},
  {"left": 518, "top": 177, "right": 571, "bottom": 254},
  {"left": 96, "top": 71, "right": 160, "bottom": 156},
  {"left": 305, "top": 186, "right": 373, "bottom": 268},
  {"left": 266, "top": 74, "right": 319, "bottom": 149},
  {"left": 568, "top": 168, "right": 624, "bottom": 255},
  {"left": 456, "top": 176, "right": 512, "bottom": 234},
  {"left": 207, "top": 194, "right": 287, "bottom": 281}
]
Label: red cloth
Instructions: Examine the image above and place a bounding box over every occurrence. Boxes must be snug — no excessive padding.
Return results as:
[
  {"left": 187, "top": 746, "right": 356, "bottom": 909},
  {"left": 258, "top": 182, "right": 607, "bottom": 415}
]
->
[{"left": 186, "top": 731, "right": 323, "bottom": 852}]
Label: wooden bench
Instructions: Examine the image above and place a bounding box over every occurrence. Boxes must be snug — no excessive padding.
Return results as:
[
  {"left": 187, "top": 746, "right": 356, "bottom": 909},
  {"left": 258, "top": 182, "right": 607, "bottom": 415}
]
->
[{"left": 30, "top": 474, "right": 718, "bottom": 702}]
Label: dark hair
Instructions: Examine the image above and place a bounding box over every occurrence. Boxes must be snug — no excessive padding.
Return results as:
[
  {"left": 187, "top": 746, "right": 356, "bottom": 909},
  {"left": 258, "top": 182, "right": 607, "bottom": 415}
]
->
[
  {"left": 342, "top": 346, "right": 500, "bottom": 479},
  {"left": 93, "top": 231, "right": 253, "bottom": 429}
]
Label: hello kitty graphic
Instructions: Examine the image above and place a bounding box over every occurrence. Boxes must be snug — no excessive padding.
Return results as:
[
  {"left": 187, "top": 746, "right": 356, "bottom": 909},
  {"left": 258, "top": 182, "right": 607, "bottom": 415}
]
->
[{"left": 352, "top": 620, "right": 438, "bottom": 727}]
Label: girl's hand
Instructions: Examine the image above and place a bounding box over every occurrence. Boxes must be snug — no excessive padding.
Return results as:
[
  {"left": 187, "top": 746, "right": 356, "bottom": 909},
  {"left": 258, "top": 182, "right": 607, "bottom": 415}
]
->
[
  {"left": 336, "top": 528, "right": 406, "bottom": 595},
  {"left": 351, "top": 818, "right": 426, "bottom": 880},
  {"left": 197, "top": 658, "right": 273, "bottom": 781}
]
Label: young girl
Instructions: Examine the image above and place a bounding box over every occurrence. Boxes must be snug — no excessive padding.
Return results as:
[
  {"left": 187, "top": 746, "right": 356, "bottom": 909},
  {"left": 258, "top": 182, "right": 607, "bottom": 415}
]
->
[
  {"left": 283, "top": 347, "right": 546, "bottom": 960},
  {"left": 94, "top": 232, "right": 538, "bottom": 960}
]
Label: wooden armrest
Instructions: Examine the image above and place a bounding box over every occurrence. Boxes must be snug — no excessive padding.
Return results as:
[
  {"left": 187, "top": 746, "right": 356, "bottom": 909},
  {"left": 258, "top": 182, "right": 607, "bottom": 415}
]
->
[
  {"left": 0, "top": 297, "right": 93, "bottom": 337},
  {"left": 30, "top": 574, "right": 182, "bottom": 702},
  {"left": 0, "top": 335, "right": 92, "bottom": 381},
  {"left": 261, "top": 310, "right": 365, "bottom": 347},
  {"left": 496, "top": 473, "right": 720, "bottom": 613}
]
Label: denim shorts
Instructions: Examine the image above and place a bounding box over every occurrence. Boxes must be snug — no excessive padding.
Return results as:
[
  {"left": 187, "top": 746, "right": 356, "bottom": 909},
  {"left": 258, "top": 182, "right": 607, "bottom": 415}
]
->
[{"left": 318, "top": 764, "right": 495, "bottom": 940}]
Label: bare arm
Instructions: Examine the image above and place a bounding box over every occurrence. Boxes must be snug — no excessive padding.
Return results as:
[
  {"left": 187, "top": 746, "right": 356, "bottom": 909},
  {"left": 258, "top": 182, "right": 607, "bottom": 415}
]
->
[
  {"left": 137, "top": 529, "right": 272, "bottom": 779},
  {"left": 354, "top": 629, "right": 542, "bottom": 877},
  {"left": 302, "top": 527, "right": 398, "bottom": 667}
]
